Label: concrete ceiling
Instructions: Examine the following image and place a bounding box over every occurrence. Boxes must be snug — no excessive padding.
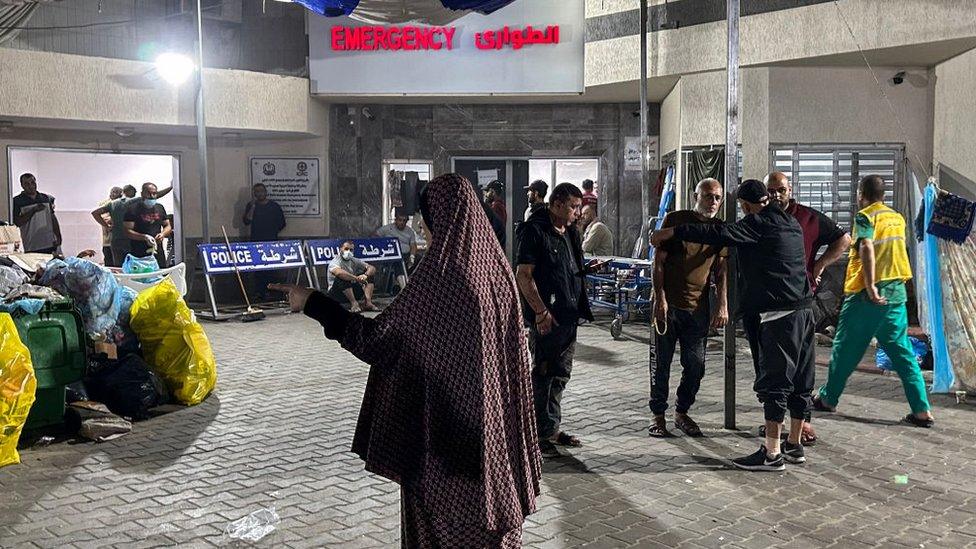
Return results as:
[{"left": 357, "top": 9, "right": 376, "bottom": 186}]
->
[
  {"left": 310, "top": 76, "right": 681, "bottom": 105},
  {"left": 771, "top": 37, "right": 976, "bottom": 69}
]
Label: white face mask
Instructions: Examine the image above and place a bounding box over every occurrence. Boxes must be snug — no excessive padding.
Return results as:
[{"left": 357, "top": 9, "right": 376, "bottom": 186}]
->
[{"left": 341, "top": 250, "right": 354, "bottom": 260}]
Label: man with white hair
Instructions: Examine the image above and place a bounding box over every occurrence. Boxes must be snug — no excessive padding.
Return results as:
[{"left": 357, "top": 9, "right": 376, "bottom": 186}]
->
[{"left": 647, "top": 178, "right": 729, "bottom": 438}]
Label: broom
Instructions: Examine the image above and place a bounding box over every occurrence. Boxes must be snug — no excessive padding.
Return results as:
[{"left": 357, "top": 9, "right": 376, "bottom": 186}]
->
[{"left": 221, "top": 225, "right": 265, "bottom": 322}]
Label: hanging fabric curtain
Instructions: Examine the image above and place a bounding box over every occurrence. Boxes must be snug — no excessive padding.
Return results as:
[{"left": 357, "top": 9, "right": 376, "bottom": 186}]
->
[
  {"left": 289, "top": 0, "right": 516, "bottom": 24},
  {"left": 688, "top": 148, "right": 725, "bottom": 183}
]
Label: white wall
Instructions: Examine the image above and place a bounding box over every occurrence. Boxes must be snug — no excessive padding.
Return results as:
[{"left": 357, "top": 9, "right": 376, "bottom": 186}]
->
[
  {"left": 660, "top": 79, "right": 682, "bottom": 207},
  {"left": 667, "top": 65, "right": 933, "bottom": 187},
  {"left": 585, "top": 0, "right": 976, "bottom": 88},
  {"left": 0, "top": 48, "right": 324, "bottom": 135},
  {"left": 933, "top": 47, "right": 976, "bottom": 186},
  {"left": 768, "top": 66, "right": 932, "bottom": 182}
]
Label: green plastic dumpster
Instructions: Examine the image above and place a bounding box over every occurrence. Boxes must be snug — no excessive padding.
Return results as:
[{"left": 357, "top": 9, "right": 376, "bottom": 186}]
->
[{"left": 11, "top": 299, "right": 87, "bottom": 430}]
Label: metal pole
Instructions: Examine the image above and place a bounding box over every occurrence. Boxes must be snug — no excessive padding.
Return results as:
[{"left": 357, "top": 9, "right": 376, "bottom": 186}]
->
[
  {"left": 723, "top": 0, "right": 741, "bottom": 430},
  {"left": 639, "top": 0, "right": 650, "bottom": 225},
  {"left": 640, "top": 0, "right": 653, "bottom": 394},
  {"left": 195, "top": 0, "right": 211, "bottom": 245}
]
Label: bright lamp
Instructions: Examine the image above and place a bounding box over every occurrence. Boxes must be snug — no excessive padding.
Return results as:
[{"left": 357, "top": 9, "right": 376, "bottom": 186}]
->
[{"left": 155, "top": 53, "right": 195, "bottom": 85}]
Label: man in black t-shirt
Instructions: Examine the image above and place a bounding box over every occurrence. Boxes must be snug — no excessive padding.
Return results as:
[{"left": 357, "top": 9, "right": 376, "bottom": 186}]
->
[
  {"left": 124, "top": 182, "right": 172, "bottom": 268},
  {"left": 515, "top": 182, "right": 599, "bottom": 459},
  {"left": 243, "top": 183, "right": 287, "bottom": 301}
]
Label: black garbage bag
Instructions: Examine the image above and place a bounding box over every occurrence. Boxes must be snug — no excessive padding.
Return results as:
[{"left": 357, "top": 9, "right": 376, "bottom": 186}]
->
[
  {"left": 84, "top": 354, "right": 169, "bottom": 420},
  {"left": 65, "top": 381, "right": 89, "bottom": 403}
]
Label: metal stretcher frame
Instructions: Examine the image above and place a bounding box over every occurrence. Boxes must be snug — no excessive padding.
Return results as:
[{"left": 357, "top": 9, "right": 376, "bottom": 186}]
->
[{"left": 585, "top": 256, "right": 654, "bottom": 339}]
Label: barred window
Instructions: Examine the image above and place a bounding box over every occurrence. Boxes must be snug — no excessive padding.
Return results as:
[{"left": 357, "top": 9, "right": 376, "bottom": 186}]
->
[{"left": 771, "top": 145, "right": 902, "bottom": 228}]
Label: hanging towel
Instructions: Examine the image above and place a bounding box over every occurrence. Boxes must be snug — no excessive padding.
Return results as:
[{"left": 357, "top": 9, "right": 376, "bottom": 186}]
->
[{"left": 927, "top": 191, "right": 976, "bottom": 244}]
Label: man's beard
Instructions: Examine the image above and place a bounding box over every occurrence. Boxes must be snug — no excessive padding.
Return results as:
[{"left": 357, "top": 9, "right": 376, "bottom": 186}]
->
[{"left": 695, "top": 206, "right": 717, "bottom": 218}]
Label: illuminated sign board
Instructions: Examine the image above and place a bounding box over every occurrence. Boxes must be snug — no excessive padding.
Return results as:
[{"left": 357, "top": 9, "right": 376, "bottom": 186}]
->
[{"left": 308, "top": 0, "right": 584, "bottom": 96}]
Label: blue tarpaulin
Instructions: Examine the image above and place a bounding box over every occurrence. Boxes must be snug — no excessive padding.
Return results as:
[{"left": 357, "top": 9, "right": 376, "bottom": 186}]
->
[{"left": 923, "top": 182, "right": 956, "bottom": 392}]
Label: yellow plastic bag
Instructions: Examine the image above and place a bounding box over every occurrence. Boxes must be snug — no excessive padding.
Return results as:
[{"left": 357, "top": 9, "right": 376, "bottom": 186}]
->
[
  {"left": 0, "top": 313, "right": 36, "bottom": 468},
  {"left": 129, "top": 279, "right": 216, "bottom": 405}
]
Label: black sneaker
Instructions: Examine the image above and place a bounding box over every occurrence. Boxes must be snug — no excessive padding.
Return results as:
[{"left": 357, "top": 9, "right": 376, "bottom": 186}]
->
[
  {"left": 731, "top": 445, "right": 785, "bottom": 472},
  {"left": 539, "top": 440, "right": 561, "bottom": 458},
  {"left": 782, "top": 441, "right": 806, "bottom": 464}
]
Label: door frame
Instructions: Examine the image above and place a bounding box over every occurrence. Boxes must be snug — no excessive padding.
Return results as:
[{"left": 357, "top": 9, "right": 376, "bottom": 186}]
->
[{"left": 6, "top": 145, "right": 184, "bottom": 263}]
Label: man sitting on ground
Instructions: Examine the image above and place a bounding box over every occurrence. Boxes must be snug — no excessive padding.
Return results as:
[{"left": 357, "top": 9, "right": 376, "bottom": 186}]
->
[{"left": 328, "top": 240, "right": 378, "bottom": 313}]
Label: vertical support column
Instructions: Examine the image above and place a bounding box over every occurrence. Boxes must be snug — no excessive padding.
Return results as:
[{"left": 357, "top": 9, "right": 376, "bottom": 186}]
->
[
  {"left": 640, "top": 0, "right": 653, "bottom": 392},
  {"left": 639, "top": 0, "right": 650, "bottom": 227},
  {"left": 723, "top": 0, "right": 741, "bottom": 430},
  {"left": 195, "top": 0, "right": 211, "bottom": 245}
]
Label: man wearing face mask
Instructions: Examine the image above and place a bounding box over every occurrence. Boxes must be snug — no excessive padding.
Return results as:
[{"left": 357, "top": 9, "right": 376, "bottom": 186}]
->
[
  {"left": 124, "top": 182, "right": 172, "bottom": 267},
  {"left": 327, "top": 240, "right": 378, "bottom": 313}
]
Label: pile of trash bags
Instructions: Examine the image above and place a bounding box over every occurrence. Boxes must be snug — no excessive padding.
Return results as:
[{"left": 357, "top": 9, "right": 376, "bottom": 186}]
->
[
  {"left": 0, "top": 314, "right": 36, "bottom": 468},
  {"left": 0, "top": 254, "right": 217, "bottom": 466}
]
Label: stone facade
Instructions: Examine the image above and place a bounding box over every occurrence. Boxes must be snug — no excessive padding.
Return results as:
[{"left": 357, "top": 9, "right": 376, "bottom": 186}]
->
[{"left": 328, "top": 103, "right": 662, "bottom": 256}]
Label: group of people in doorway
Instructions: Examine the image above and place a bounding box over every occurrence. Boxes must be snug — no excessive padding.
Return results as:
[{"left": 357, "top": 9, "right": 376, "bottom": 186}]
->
[
  {"left": 269, "top": 168, "right": 929, "bottom": 546},
  {"left": 90, "top": 182, "right": 174, "bottom": 268},
  {"left": 7, "top": 173, "right": 174, "bottom": 267}
]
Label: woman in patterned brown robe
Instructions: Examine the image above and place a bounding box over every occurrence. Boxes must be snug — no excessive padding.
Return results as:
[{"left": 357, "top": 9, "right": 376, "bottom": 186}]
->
[{"left": 273, "top": 173, "right": 542, "bottom": 548}]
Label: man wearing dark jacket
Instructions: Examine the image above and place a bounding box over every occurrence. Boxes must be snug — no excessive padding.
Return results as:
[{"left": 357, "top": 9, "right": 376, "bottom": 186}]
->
[
  {"left": 516, "top": 182, "right": 596, "bottom": 459},
  {"left": 651, "top": 179, "right": 815, "bottom": 471}
]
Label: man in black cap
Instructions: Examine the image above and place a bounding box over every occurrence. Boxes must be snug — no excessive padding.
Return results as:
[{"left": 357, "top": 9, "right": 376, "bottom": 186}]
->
[
  {"left": 650, "top": 179, "right": 815, "bottom": 471},
  {"left": 484, "top": 180, "right": 508, "bottom": 225},
  {"left": 524, "top": 179, "right": 548, "bottom": 222}
]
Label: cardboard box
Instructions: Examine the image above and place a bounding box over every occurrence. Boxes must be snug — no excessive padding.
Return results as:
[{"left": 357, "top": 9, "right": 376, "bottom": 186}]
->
[
  {"left": 0, "top": 225, "right": 22, "bottom": 254},
  {"left": 94, "top": 342, "right": 118, "bottom": 360}
]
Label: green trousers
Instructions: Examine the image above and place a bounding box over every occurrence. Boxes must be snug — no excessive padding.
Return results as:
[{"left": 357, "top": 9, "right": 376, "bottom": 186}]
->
[{"left": 818, "top": 293, "right": 931, "bottom": 414}]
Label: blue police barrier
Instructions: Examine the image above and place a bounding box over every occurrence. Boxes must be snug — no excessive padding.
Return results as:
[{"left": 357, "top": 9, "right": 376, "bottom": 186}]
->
[
  {"left": 305, "top": 237, "right": 405, "bottom": 290},
  {"left": 197, "top": 240, "right": 313, "bottom": 319}
]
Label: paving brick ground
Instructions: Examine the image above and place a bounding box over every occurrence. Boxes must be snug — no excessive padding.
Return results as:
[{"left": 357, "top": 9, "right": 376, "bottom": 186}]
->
[{"left": 2, "top": 310, "right": 976, "bottom": 548}]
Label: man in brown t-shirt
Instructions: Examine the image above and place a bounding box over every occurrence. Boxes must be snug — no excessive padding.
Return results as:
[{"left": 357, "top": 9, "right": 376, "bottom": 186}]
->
[{"left": 649, "top": 178, "right": 729, "bottom": 437}]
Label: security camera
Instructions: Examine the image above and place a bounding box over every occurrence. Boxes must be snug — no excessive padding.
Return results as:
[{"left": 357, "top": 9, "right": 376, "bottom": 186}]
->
[
  {"left": 362, "top": 107, "right": 376, "bottom": 121},
  {"left": 892, "top": 71, "right": 906, "bottom": 85}
]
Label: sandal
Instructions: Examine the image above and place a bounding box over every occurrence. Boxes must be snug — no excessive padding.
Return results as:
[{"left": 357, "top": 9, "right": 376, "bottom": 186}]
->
[
  {"left": 554, "top": 432, "right": 582, "bottom": 447},
  {"left": 902, "top": 414, "right": 934, "bottom": 428},
  {"left": 648, "top": 416, "right": 671, "bottom": 438},
  {"left": 674, "top": 415, "right": 704, "bottom": 437},
  {"left": 801, "top": 423, "right": 817, "bottom": 446}
]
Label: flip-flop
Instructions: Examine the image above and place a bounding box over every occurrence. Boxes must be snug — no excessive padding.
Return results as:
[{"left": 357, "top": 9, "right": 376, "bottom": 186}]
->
[
  {"left": 554, "top": 432, "right": 582, "bottom": 447},
  {"left": 902, "top": 414, "right": 934, "bottom": 428},
  {"left": 675, "top": 416, "right": 704, "bottom": 437},
  {"left": 801, "top": 424, "right": 817, "bottom": 446},
  {"left": 648, "top": 419, "right": 671, "bottom": 438}
]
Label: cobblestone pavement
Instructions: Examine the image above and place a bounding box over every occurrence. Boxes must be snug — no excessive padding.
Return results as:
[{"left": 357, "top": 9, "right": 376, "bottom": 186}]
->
[{"left": 2, "top": 311, "right": 976, "bottom": 548}]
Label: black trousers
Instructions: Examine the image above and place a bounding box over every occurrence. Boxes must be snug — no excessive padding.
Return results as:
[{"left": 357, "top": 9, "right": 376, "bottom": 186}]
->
[
  {"left": 649, "top": 305, "right": 709, "bottom": 415},
  {"left": 744, "top": 312, "right": 814, "bottom": 423},
  {"left": 529, "top": 324, "right": 577, "bottom": 441},
  {"left": 747, "top": 309, "right": 816, "bottom": 423}
]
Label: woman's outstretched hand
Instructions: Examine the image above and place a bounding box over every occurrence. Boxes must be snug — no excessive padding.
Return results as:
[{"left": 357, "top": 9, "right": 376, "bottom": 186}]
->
[{"left": 269, "top": 283, "right": 315, "bottom": 313}]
